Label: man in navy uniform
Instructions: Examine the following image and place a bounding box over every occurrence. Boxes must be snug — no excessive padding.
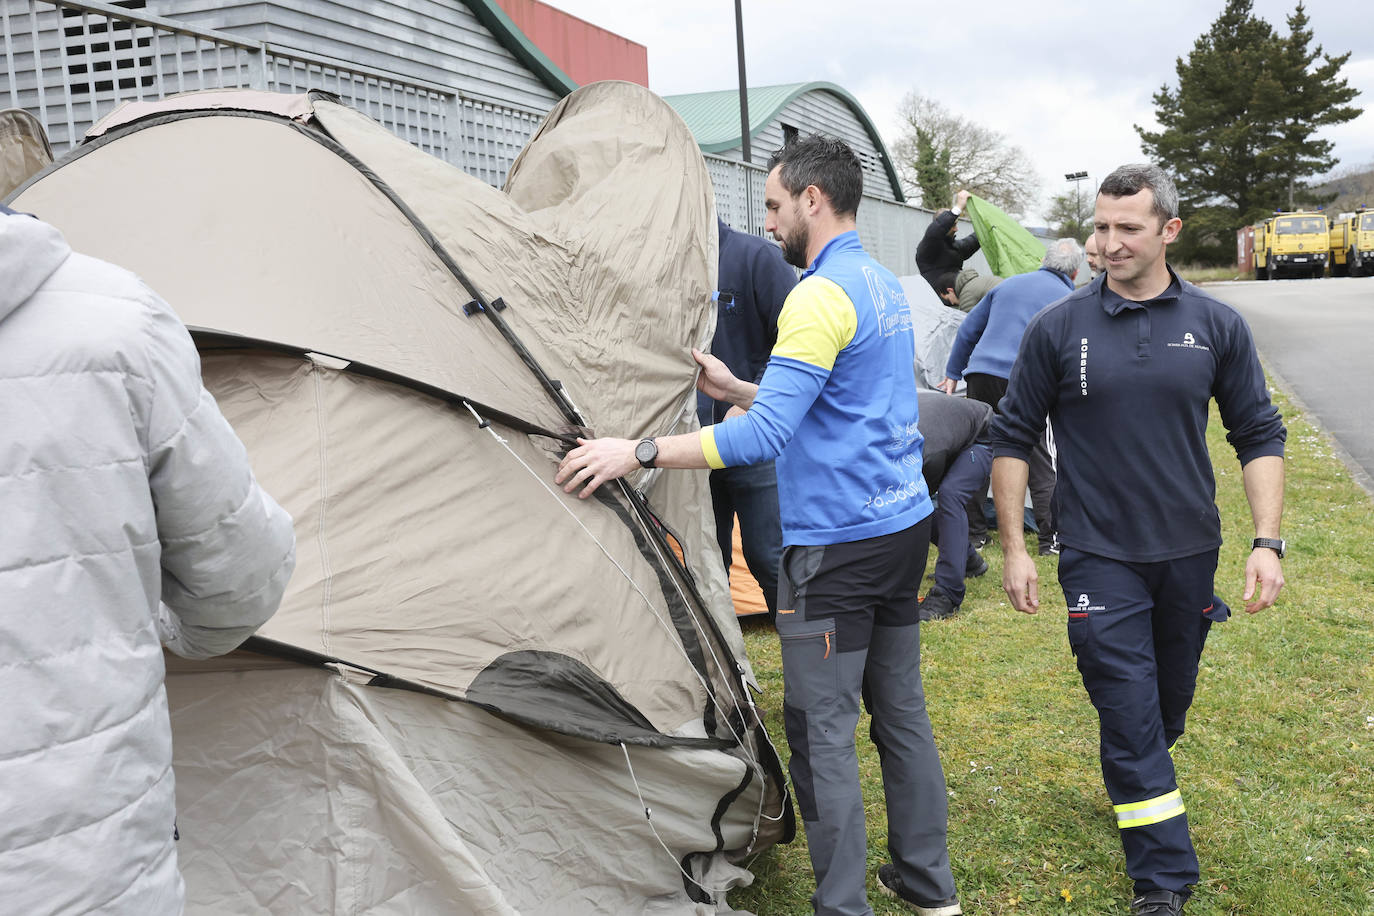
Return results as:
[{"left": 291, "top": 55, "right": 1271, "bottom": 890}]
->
[{"left": 989, "top": 164, "right": 1286, "bottom": 916}]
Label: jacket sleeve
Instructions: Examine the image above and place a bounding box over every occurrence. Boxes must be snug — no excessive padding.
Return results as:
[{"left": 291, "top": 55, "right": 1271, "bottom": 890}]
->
[
  {"left": 944, "top": 287, "right": 994, "bottom": 379},
  {"left": 1214, "top": 310, "right": 1286, "bottom": 465},
  {"left": 954, "top": 231, "right": 981, "bottom": 259},
  {"left": 916, "top": 210, "right": 957, "bottom": 269},
  {"left": 140, "top": 293, "right": 296, "bottom": 659},
  {"left": 988, "top": 310, "right": 1058, "bottom": 461}
]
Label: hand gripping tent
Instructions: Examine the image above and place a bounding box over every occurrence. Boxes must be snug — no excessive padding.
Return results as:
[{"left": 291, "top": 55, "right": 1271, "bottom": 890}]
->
[{"left": 9, "top": 84, "right": 792, "bottom": 914}]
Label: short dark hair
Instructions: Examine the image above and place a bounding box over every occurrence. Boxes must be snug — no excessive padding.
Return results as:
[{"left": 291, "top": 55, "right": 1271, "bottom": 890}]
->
[
  {"left": 930, "top": 270, "right": 958, "bottom": 294},
  {"left": 766, "top": 134, "right": 863, "bottom": 219},
  {"left": 1098, "top": 163, "right": 1179, "bottom": 226}
]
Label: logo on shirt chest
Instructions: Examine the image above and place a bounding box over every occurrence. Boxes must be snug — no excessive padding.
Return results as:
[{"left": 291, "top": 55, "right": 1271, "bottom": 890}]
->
[{"left": 1167, "top": 330, "right": 1210, "bottom": 352}]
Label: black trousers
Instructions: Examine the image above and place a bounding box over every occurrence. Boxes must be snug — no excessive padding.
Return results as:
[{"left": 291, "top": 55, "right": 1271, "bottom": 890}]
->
[{"left": 964, "top": 372, "right": 1056, "bottom": 538}]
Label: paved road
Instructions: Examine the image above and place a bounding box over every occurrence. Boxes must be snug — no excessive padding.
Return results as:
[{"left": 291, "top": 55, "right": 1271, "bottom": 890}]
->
[{"left": 1204, "top": 276, "right": 1374, "bottom": 493}]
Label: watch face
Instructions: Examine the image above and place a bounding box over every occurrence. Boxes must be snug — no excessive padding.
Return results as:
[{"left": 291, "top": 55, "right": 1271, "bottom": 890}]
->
[{"left": 635, "top": 440, "right": 656, "bottom": 465}]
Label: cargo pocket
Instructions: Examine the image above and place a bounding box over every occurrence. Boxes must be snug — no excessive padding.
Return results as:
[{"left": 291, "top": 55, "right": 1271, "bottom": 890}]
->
[
  {"left": 777, "top": 615, "right": 838, "bottom": 712},
  {"left": 1066, "top": 608, "right": 1090, "bottom": 657}
]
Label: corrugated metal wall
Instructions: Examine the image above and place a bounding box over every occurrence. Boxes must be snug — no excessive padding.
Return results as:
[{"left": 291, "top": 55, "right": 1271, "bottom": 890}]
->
[
  {"left": 706, "top": 88, "right": 898, "bottom": 203},
  {"left": 0, "top": 0, "right": 555, "bottom": 186}
]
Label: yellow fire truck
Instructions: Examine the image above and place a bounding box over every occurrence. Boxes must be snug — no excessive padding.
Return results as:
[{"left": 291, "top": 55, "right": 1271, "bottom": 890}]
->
[
  {"left": 1252, "top": 211, "right": 1330, "bottom": 280},
  {"left": 1329, "top": 208, "right": 1374, "bottom": 277}
]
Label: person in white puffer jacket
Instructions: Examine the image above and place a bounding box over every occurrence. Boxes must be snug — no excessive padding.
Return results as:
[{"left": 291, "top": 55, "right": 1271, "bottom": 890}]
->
[{"left": 0, "top": 206, "right": 296, "bottom": 914}]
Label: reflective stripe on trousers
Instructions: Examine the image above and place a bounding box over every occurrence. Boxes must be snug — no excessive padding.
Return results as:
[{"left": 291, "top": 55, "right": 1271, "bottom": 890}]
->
[{"left": 1115, "top": 789, "right": 1186, "bottom": 829}]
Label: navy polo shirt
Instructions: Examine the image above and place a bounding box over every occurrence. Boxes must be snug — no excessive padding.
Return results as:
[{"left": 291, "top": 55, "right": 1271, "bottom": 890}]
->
[{"left": 989, "top": 270, "right": 1285, "bottom": 563}]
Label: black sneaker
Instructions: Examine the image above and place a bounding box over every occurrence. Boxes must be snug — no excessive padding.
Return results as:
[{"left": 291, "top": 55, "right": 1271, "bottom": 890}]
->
[
  {"left": 966, "top": 552, "right": 989, "bottom": 578},
  {"left": 919, "top": 589, "right": 959, "bottom": 621},
  {"left": 969, "top": 533, "right": 988, "bottom": 550},
  {"left": 1131, "top": 890, "right": 1185, "bottom": 915},
  {"left": 876, "top": 863, "right": 962, "bottom": 915},
  {"left": 1037, "top": 532, "right": 1060, "bottom": 556}
]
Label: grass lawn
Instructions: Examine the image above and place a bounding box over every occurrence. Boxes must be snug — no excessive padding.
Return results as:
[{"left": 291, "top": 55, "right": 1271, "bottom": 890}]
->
[
  {"left": 728, "top": 385, "right": 1374, "bottom": 914},
  {"left": 1175, "top": 264, "right": 1251, "bottom": 284}
]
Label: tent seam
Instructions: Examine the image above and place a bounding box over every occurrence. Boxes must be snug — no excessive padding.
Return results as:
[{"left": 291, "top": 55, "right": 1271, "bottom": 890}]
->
[{"left": 313, "top": 364, "right": 333, "bottom": 655}]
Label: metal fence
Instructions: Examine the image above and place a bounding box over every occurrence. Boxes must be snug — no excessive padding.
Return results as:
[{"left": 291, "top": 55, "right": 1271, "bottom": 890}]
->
[{"left": 0, "top": 0, "right": 544, "bottom": 184}]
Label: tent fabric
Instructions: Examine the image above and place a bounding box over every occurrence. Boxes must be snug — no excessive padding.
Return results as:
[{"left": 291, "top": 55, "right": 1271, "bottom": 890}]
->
[
  {"left": 967, "top": 195, "right": 1045, "bottom": 277},
  {"left": 899, "top": 275, "right": 967, "bottom": 391},
  {"left": 0, "top": 108, "right": 52, "bottom": 199},
  {"left": 166, "top": 653, "right": 763, "bottom": 915},
  {"left": 310, "top": 85, "right": 740, "bottom": 665},
  {"left": 11, "top": 85, "right": 789, "bottom": 913}
]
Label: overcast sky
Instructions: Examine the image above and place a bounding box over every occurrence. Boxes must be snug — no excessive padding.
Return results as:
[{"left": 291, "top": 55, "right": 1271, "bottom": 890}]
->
[{"left": 549, "top": 0, "right": 1373, "bottom": 222}]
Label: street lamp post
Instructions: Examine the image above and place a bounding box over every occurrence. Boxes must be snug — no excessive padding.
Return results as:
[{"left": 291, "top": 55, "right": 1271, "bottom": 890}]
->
[{"left": 1065, "top": 171, "right": 1089, "bottom": 235}]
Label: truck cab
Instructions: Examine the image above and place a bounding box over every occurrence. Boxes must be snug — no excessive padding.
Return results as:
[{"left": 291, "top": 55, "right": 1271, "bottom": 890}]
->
[
  {"left": 1253, "top": 211, "right": 1330, "bottom": 280},
  {"left": 1347, "top": 209, "right": 1374, "bottom": 277}
]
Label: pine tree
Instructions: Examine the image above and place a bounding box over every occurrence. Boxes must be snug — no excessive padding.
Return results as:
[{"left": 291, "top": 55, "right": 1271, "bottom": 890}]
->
[
  {"left": 912, "top": 127, "right": 953, "bottom": 214},
  {"left": 1136, "top": 0, "right": 1359, "bottom": 262}
]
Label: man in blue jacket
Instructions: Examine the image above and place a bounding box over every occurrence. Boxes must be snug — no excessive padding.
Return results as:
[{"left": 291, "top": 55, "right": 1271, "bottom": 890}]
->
[
  {"left": 700, "top": 219, "right": 797, "bottom": 620},
  {"left": 941, "top": 238, "right": 1082, "bottom": 553},
  {"left": 989, "top": 164, "right": 1286, "bottom": 916},
  {"left": 557, "top": 135, "right": 961, "bottom": 916}
]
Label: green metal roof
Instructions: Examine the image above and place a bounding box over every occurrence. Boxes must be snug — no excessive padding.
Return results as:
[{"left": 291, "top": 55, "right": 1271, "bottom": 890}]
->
[
  {"left": 466, "top": 0, "right": 579, "bottom": 98},
  {"left": 663, "top": 81, "right": 904, "bottom": 202}
]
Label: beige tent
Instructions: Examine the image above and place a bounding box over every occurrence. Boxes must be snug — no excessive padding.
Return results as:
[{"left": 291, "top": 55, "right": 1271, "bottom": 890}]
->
[
  {"left": 8, "top": 85, "right": 791, "bottom": 914},
  {"left": 0, "top": 108, "right": 53, "bottom": 198}
]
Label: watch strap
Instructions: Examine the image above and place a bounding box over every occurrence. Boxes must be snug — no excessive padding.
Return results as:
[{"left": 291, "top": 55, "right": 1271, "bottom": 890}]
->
[{"left": 1252, "top": 537, "right": 1285, "bottom": 558}]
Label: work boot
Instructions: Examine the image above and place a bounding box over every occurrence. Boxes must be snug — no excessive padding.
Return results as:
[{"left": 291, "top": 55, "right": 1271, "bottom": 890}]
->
[
  {"left": 1130, "top": 889, "right": 1185, "bottom": 915},
  {"left": 876, "top": 864, "right": 962, "bottom": 915},
  {"left": 919, "top": 588, "right": 959, "bottom": 621}
]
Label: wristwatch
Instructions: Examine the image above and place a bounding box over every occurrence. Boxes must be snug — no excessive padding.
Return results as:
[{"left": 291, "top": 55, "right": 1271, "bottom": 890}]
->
[
  {"left": 1252, "top": 537, "right": 1286, "bottom": 558},
  {"left": 634, "top": 438, "right": 658, "bottom": 469}
]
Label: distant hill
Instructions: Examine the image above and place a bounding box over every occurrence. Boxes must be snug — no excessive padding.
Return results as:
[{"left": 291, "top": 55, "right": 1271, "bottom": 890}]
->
[{"left": 1311, "top": 163, "right": 1374, "bottom": 213}]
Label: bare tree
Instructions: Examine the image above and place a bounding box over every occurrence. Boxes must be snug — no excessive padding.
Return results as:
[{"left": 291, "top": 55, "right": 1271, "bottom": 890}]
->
[{"left": 892, "top": 93, "right": 1041, "bottom": 216}]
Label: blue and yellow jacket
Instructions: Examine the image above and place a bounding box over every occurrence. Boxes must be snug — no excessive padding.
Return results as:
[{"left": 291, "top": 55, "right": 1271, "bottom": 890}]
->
[{"left": 701, "top": 231, "right": 933, "bottom": 546}]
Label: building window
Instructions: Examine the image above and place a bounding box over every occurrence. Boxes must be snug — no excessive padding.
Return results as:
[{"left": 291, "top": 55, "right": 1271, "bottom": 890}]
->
[{"left": 782, "top": 123, "right": 799, "bottom": 146}]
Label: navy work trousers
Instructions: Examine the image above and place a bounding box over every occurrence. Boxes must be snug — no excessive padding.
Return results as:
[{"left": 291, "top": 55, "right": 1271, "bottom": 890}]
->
[
  {"left": 777, "top": 517, "right": 956, "bottom": 916},
  {"left": 1058, "top": 547, "right": 1224, "bottom": 899},
  {"left": 930, "top": 444, "right": 991, "bottom": 603}
]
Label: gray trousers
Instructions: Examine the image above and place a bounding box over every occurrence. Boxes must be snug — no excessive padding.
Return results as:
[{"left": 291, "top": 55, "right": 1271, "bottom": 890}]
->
[{"left": 776, "top": 518, "right": 955, "bottom": 915}]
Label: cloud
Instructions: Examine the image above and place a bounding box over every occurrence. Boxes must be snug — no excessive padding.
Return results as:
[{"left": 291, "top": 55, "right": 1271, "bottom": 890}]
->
[{"left": 548, "top": 0, "right": 1373, "bottom": 216}]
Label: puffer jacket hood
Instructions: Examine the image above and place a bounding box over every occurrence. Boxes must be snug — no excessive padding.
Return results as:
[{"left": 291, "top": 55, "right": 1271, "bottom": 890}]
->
[{"left": 0, "top": 209, "right": 70, "bottom": 323}]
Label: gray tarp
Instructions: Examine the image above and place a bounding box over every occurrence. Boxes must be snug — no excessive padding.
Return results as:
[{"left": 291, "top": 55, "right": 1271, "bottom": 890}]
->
[
  {"left": 900, "top": 275, "right": 966, "bottom": 390},
  {"left": 10, "top": 85, "right": 789, "bottom": 914}
]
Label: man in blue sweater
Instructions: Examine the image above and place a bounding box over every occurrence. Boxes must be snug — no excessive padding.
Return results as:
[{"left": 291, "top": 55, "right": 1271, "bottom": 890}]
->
[
  {"left": 942, "top": 238, "right": 1083, "bottom": 554},
  {"left": 989, "top": 164, "right": 1287, "bottom": 916},
  {"left": 700, "top": 219, "right": 797, "bottom": 620},
  {"left": 557, "top": 134, "right": 960, "bottom": 916}
]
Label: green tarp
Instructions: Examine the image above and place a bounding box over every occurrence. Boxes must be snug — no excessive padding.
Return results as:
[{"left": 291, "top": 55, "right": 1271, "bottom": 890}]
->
[{"left": 967, "top": 195, "right": 1044, "bottom": 277}]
